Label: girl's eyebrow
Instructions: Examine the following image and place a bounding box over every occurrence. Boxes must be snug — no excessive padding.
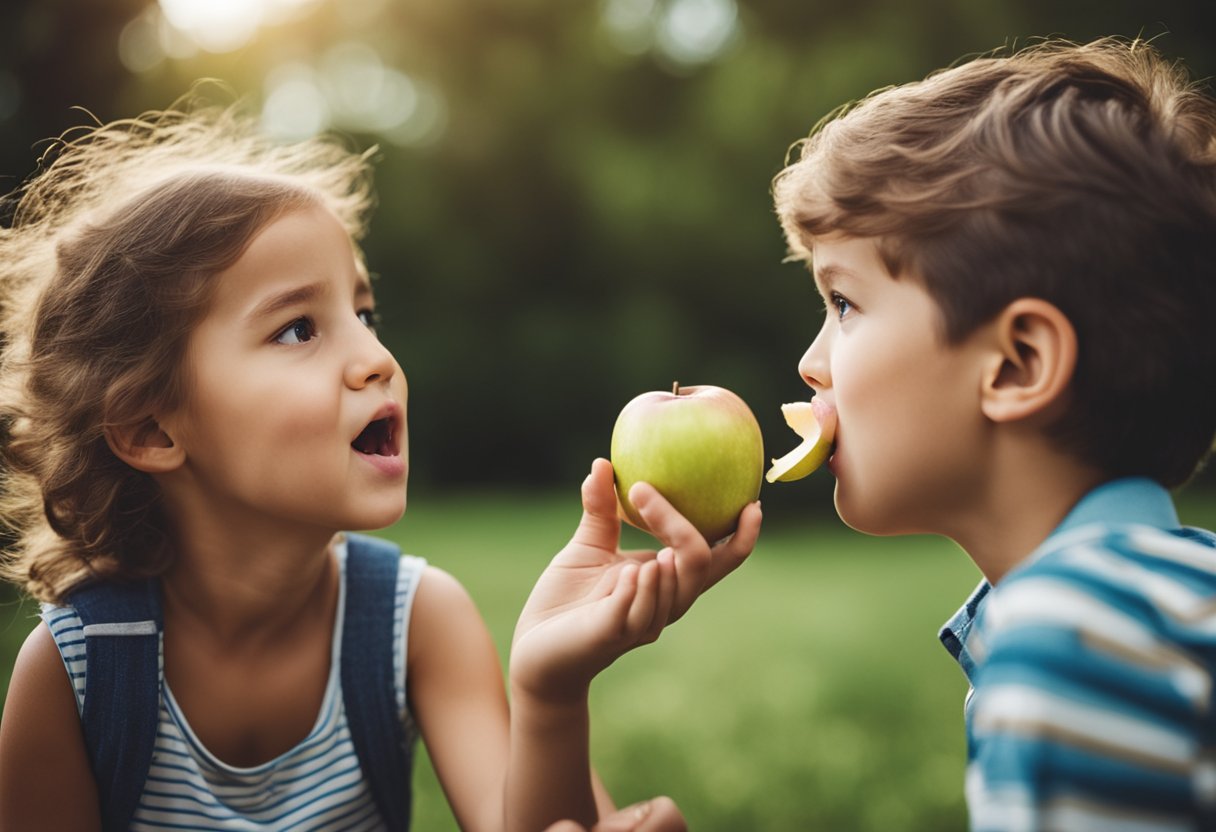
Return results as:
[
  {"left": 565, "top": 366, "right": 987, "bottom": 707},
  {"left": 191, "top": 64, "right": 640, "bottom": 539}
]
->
[{"left": 245, "top": 282, "right": 326, "bottom": 322}]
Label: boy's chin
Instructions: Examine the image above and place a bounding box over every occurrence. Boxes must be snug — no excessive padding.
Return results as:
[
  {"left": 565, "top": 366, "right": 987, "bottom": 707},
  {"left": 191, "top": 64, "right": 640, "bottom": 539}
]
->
[{"left": 833, "top": 490, "right": 900, "bottom": 537}]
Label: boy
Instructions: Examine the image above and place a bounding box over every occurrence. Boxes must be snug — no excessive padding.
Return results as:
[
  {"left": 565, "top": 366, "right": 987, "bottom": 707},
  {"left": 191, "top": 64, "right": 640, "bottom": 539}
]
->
[{"left": 772, "top": 38, "right": 1216, "bottom": 829}]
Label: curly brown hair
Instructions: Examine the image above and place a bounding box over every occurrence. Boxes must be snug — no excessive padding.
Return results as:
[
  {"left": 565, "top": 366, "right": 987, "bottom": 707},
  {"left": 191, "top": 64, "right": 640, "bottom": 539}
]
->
[
  {"left": 0, "top": 92, "right": 376, "bottom": 603},
  {"left": 773, "top": 37, "right": 1216, "bottom": 488}
]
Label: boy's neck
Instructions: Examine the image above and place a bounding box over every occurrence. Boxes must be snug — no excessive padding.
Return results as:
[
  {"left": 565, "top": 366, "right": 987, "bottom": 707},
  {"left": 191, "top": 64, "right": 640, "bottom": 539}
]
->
[{"left": 948, "top": 437, "right": 1107, "bottom": 586}]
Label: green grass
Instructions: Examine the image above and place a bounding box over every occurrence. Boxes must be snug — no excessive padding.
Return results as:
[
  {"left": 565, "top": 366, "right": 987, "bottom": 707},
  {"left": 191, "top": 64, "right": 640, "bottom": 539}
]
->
[
  {"left": 389, "top": 492, "right": 980, "bottom": 831},
  {"left": 3, "top": 490, "right": 1214, "bottom": 830}
]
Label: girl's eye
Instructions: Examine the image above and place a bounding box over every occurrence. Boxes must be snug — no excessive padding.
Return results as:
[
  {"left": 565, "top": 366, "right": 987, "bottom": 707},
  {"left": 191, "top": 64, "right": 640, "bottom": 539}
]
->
[
  {"left": 830, "top": 292, "right": 854, "bottom": 321},
  {"left": 275, "top": 317, "right": 316, "bottom": 345},
  {"left": 357, "top": 308, "right": 380, "bottom": 331}
]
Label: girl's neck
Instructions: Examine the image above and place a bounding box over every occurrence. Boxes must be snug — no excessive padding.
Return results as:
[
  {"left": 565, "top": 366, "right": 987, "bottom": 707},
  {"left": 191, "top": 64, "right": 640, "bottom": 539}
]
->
[{"left": 160, "top": 517, "right": 340, "bottom": 648}]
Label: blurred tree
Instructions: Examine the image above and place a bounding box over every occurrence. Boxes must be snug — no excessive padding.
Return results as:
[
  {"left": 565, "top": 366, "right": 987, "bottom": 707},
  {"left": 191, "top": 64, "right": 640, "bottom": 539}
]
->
[{"left": 1, "top": 0, "right": 1213, "bottom": 505}]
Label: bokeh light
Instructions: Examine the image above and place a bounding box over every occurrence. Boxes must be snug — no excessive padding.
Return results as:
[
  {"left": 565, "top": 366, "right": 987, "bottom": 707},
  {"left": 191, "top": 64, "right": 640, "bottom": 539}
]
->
[
  {"left": 655, "top": 0, "right": 740, "bottom": 65},
  {"left": 599, "top": 0, "right": 740, "bottom": 65},
  {"left": 157, "top": 0, "right": 323, "bottom": 53}
]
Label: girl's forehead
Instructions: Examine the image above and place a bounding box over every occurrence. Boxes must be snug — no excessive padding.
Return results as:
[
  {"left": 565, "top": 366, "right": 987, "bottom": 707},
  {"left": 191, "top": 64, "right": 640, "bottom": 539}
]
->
[{"left": 208, "top": 205, "right": 367, "bottom": 316}]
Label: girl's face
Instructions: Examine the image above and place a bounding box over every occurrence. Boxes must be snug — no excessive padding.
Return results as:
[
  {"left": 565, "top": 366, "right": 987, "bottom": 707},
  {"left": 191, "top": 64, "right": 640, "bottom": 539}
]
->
[
  {"left": 797, "top": 235, "right": 991, "bottom": 538},
  {"left": 161, "top": 203, "right": 408, "bottom": 536}
]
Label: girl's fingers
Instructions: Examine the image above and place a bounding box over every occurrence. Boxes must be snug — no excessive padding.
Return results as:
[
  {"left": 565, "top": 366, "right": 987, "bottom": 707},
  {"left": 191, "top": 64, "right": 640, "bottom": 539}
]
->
[
  {"left": 623, "top": 559, "right": 660, "bottom": 639},
  {"left": 645, "top": 548, "right": 676, "bottom": 642},
  {"left": 568, "top": 458, "right": 622, "bottom": 554},
  {"left": 704, "top": 500, "right": 762, "bottom": 590},
  {"left": 628, "top": 482, "right": 712, "bottom": 618}
]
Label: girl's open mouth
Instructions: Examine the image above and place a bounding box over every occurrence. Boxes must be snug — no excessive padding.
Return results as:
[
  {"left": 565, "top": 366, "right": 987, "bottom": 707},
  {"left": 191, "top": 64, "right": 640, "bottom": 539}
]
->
[{"left": 352, "top": 417, "right": 397, "bottom": 456}]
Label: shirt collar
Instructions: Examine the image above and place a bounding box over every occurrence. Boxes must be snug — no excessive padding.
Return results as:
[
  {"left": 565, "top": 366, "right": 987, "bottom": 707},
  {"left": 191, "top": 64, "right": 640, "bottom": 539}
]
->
[
  {"left": 938, "top": 476, "right": 1179, "bottom": 679},
  {"left": 1051, "top": 476, "right": 1179, "bottom": 536}
]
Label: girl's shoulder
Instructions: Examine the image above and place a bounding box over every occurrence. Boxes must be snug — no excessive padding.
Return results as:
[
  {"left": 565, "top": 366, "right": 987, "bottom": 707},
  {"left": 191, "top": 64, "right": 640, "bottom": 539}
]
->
[
  {"left": 405, "top": 563, "right": 499, "bottom": 686},
  {"left": 408, "top": 565, "right": 483, "bottom": 645},
  {"left": 0, "top": 620, "right": 102, "bottom": 829}
]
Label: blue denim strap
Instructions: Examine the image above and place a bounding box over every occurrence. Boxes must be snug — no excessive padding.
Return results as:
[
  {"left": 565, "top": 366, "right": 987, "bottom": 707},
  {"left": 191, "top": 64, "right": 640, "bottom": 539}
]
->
[
  {"left": 342, "top": 533, "right": 413, "bottom": 830},
  {"left": 69, "top": 578, "right": 163, "bottom": 832}
]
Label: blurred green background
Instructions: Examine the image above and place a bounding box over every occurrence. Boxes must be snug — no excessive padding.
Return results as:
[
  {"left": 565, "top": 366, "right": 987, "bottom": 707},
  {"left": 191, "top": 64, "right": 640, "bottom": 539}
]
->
[{"left": 2, "top": 0, "right": 1215, "bottom": 829}]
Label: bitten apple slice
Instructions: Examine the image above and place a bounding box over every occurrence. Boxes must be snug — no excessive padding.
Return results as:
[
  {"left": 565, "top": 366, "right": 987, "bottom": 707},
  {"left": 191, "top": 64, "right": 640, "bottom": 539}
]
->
[{"left": 765, "top": 400, "right": 837, "bottom": 483}]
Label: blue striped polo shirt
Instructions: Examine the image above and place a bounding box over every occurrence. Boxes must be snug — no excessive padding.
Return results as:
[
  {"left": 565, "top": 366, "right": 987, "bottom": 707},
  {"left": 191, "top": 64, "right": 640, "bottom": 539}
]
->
[
  {"left": 41, "top": 539, "right": 426, "bottom": 831},
  {"left": 940, "top": 477, "right": 1216, "bottom": 831}
]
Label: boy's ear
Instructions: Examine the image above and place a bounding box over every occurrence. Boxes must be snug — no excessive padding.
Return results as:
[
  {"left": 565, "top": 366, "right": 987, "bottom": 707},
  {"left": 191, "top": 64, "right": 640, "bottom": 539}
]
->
[
  {"left": 104, "top": 417, "right": 185, "bottom": 473},
  {"left": 979, "top": 298, "right": 1077, "bottom": 424}
]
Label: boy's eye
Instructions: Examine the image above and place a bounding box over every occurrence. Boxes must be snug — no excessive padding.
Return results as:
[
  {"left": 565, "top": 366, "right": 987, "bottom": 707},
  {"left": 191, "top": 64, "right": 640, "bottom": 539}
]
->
[
  {"left": 830, "top": 292, "right": 854, "bottom": 320},
  {"left": 357, "top": 308, "right": 380, "bottom": 331},
  {"left": 275, "top": 317, "right": 316, "bottom": 345}
]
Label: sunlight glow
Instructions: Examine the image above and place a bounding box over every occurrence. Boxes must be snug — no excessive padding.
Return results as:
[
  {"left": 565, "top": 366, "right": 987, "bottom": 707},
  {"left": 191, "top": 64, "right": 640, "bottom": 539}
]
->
[
  {"left": 259, "top": 47, "right": 448, "bottom": 146},
  {"left": 122, "top": 5, "right": 448, "bottom": 147},
  {"left": 156, "top": 0, "right": 322, "bottom": 53}
]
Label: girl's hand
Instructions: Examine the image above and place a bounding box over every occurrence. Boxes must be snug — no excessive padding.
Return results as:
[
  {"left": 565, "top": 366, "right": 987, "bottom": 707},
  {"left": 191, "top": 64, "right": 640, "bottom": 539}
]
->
[
  {"left": 510, "top": 457, "right": 761, "bottom": 701},
  {"left": 545, "top": 797, "right": 688, "bottom": 832}
]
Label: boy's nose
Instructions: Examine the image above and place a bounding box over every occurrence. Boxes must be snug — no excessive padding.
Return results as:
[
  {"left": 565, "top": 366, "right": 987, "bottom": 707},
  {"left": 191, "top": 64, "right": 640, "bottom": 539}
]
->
[{"left": 798, "top": 328, "right": 831, "bottom": 390}]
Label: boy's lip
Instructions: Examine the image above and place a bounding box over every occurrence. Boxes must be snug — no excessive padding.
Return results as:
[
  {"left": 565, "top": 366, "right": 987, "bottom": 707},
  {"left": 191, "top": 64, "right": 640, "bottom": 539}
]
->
[
  {"left": 811, "top": 397, "right": 839, "bottom": 474},
  {"left": 810, "top": 396, "right": 835, "bottom": 428}
]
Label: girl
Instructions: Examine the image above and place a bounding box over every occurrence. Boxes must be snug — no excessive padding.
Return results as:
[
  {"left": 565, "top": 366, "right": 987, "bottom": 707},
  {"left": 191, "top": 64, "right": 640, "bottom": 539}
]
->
[{"left": 0, "top": 98, "right": 761, "bottom": 831}]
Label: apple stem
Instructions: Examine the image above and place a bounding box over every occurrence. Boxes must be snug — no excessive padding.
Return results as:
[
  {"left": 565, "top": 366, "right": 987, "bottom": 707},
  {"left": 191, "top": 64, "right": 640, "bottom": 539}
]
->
[{"left": 673, "top": 381, "right": 680, "bottom": 396}]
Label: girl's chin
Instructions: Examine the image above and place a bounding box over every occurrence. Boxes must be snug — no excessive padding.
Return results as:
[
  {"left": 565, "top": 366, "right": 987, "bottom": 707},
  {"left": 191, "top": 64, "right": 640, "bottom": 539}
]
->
[{"left": 357, "top": 501, "right": 407, "bottom": 531}]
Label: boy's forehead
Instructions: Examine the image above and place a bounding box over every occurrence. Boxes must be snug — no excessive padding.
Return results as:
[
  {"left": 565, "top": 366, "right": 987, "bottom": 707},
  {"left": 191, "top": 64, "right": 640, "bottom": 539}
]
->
[{"left": 809, "top": 235, "right": 883, "bottom": 283}]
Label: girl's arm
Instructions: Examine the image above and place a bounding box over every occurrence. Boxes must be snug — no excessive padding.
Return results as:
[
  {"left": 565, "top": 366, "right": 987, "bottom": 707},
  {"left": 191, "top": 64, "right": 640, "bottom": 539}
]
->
[
  {"left": 406, "top": 565, "right": 514, "bottom": 832},
  {"left": 408, "top": 567, "right": 617, "bottom": 832},
  {"left": 508, "top": 458, "right": 761, "bottom": 831},
  {"left": 0, "top": 622, "right": 102, "bottom": 832}
]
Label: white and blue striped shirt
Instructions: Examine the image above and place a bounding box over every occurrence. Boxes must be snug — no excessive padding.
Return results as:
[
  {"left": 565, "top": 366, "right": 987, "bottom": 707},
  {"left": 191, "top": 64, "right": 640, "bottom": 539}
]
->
[
  {"left": 42, "top": 540, "right": 425, "bottom": 831},
  {"left": 941, "top": 477, "right": 1216, "bottom": 831}
]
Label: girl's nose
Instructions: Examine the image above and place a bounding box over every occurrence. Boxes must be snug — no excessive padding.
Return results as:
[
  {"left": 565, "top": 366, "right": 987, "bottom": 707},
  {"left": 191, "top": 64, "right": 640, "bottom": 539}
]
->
[{"left": 346, "top": 324, "right": 398, "bottom": 389}]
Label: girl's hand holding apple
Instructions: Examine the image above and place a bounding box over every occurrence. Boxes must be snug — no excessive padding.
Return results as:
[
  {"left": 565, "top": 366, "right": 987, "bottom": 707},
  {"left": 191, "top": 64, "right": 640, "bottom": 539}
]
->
[{"left": 509, "top": 457, "right": 761, "bottom": 702}]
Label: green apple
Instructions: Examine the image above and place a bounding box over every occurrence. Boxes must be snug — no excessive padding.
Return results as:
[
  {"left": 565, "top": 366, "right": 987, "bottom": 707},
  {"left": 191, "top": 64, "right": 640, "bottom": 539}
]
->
[
  {"left": 765, "top": 400, "right": 836, "bottom": 483},
  {"left": 610, "top": 382, "right": 764, "bottom": 544}
]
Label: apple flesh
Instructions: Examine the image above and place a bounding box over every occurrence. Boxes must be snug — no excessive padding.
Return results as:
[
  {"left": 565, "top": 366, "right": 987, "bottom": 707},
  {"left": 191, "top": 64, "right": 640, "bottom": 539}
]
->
[
  {"left": 765, "top": 399, "right": 836, "bottom": 483},
  {"left": 611, "top": 382, "right": 764, "bottom": 544}
]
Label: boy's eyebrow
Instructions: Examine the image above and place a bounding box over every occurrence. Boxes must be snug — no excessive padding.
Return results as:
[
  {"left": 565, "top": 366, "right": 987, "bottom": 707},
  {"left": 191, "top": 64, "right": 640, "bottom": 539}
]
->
[
  {"left": 812, "top": 263, "right": 853, "bottom": 290},
  {"left": 246, "top": 282, "right": 326, "bottom": 321}
]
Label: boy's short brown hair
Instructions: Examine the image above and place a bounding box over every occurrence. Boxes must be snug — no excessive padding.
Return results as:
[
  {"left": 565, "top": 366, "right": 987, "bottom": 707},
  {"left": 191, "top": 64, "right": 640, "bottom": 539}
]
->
[{"left": 774, "top": 37, "right": 1216, "bottom": 488}]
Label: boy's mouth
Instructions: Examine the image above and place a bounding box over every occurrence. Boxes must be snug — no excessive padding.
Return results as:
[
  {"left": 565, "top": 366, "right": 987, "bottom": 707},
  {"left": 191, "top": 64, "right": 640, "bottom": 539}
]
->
[{"left": 352, "top": 415, "right": 398, "bottom": 456}]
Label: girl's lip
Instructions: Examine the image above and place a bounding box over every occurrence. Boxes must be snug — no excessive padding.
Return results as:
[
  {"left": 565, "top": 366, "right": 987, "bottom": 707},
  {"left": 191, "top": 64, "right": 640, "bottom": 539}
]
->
[{"left": 358, "top": 451, "right": 407, "bottom": 478}]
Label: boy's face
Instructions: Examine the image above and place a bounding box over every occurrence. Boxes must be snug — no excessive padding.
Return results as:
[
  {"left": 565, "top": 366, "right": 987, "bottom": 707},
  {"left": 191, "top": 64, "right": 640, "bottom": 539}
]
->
[
  {"left": 798, "top": 235, "right": 991, "bottom": 536},
  {"left": 162, "top": 203, "right": 409, "bottom": 536}
]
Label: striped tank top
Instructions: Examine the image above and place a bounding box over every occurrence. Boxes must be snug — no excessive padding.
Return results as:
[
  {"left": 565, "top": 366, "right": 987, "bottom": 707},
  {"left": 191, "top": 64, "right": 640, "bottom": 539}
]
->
[{"left": 41, "top": 540, "right": 426, "bottom": 831}]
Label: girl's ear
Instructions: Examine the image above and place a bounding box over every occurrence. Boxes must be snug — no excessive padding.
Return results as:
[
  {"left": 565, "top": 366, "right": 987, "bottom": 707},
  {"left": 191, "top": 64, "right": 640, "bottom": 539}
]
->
[
  {"left": 104, "top": 417, "right": 185, "bottom": 473},
  {"left": 979, "top": 298, "right": 1077, "bottom": 424}
]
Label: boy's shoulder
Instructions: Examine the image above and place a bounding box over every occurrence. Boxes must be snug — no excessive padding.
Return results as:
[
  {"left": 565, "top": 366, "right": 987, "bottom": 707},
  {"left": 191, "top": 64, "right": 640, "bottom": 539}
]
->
[
  {"left": 973, "top": 480, "right": 1216, "bottom": 693},
  {"left": 990, "top": 516, "right": 1216, "bottom": 625}
]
